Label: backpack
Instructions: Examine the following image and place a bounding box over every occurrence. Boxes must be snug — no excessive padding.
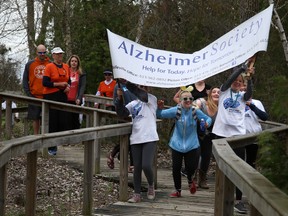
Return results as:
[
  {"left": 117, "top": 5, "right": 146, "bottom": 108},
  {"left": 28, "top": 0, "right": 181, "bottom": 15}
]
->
[{"left": 169, "top": 104, "right": 197, "bottom": 136}]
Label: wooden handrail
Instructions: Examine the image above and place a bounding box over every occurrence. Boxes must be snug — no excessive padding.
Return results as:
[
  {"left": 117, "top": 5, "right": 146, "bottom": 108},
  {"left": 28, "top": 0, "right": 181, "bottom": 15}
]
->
[
  {"left": 2, "top": 92, "right": 288, "bottom": 216},
  {"left": 212, "top": 122, "right": 288, "bottom": 216},
  {"left": 0, "top": 92, "right": 132, "bottom": 215}
]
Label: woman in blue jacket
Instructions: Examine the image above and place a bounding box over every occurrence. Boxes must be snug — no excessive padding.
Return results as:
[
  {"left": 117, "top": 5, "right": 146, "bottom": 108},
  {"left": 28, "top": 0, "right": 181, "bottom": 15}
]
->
[{"left": 157, "top": 90, "right": 212, "bottom": 198}]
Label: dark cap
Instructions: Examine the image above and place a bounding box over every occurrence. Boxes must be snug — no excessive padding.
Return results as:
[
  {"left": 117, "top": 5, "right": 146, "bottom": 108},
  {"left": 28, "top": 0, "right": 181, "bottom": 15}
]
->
[{"left": 103, "top": 70, "right": 112, "bottom": 74}]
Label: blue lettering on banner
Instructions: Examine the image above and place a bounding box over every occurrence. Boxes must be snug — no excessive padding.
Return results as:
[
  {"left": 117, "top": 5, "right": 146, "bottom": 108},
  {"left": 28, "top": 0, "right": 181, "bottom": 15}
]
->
[{"left": 117, "top": 18, "right": 263, "bottom": 67}]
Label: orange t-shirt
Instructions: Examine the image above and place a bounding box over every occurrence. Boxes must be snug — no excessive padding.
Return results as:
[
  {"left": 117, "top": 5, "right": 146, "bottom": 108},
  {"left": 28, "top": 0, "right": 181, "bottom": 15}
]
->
[
  {"left": 43, "top": 63, "right": 70, "bottom": 95},
  {"left": 97, "top": 80, "right": 116, "bottom": 98},
  {"left": 25, "top": 57, "right": 50, "bottom": 98}
]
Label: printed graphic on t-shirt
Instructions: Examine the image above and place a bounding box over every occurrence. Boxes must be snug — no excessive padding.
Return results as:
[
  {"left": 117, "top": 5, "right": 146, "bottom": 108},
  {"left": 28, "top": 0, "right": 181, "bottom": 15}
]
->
[
  {"left": 131, "top": 102, "right": 143, "bottom": 119},
  {"left": 34, "top": 65, "right": 46, "bottom": 79},
  {"left": 245, "top": 104, "right": 252, "bottom": 117},
  {"left": 223, "top": 98, "right": 240, "bottom": 109}
]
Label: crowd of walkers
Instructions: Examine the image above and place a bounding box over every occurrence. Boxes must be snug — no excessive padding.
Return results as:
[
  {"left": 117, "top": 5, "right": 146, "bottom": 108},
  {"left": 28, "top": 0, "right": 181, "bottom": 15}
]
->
[{"left": 20, "top": 45, "right": 267, "bottom": 214}]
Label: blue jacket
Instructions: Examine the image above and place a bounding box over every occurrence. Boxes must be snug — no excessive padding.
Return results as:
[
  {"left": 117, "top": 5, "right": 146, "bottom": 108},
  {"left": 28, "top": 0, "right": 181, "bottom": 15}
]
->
[{"left": 157, "top": 106, "right": 212, "bottom": 153}]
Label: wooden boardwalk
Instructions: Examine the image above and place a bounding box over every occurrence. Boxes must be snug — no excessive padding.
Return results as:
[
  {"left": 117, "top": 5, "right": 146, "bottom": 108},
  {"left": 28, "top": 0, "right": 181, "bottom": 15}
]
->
[{"left": 54, "top": 145, "right": 216, "bottom": 215}]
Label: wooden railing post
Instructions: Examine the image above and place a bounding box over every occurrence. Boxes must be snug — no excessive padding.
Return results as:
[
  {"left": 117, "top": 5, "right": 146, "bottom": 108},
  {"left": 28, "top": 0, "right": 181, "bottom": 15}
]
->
[
  {"left": 119, "top": 135, "right": 129, "bottom": 201},
  {"left": 0, "top": 165, "right": 7, "bottom": 216},
  {"left": 82, "top": 139, "right": 94, "bottom": 215},
  {"left": 25, "top": 150, "right": 38, "bottom": 216},
  {"left": 214, "top": 164, "right": 234, "bottom": 216},
  {"left": 82, "top": 110, "right": 96, "bottom": 215},
  {"left": 94, "top": 111, "right": 101, "bottom": 174},
  {"left": 41, "top": 101, "right": 49, "bottom": 157},
  {"left": 5, "top": 100, "right": 12, "bottom": 140}
]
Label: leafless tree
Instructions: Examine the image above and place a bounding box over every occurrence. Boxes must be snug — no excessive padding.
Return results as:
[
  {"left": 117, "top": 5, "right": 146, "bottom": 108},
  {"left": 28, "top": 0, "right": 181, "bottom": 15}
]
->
[{"left": 268, "top": 0, "right": 288, "bottom": 66}]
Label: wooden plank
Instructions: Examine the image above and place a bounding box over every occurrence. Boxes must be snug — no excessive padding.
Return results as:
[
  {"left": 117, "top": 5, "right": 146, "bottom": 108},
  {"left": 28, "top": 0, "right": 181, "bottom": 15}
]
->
[{"left": 94, "top": 189, "right": 215, "bottom": 216}]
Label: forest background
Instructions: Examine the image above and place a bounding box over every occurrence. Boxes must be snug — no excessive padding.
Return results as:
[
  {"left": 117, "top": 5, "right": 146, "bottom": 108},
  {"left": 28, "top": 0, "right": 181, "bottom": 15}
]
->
[{"left": 0, "top": 0, "right": 287, "bottom": 124}]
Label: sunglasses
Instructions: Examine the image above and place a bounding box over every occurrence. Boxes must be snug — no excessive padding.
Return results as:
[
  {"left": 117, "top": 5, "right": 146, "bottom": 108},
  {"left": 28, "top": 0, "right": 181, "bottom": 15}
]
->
[
  {"left": 104, "top": 73, "right": 112, "bottom": 76},
  {"left": 38, "top": 52, "right": 46, "bottom": 55},
  {"left": 182, "top": 97, "right": 193, "bottom": 101}
]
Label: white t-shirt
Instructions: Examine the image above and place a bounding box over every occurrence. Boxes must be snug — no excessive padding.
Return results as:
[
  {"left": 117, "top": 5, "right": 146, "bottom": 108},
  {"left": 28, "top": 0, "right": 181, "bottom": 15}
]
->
[
  {"left": 245, "top": 99, "right": 265, "bottom": 134},
  {"left": 1, "top": 101, "right": 18, "bottom": 125},
  {"left": 125, "top": 93, "right": 159, "bottom": 145},
  {"left": 212, "top": 88, "right": 246, "bottom": 137}
]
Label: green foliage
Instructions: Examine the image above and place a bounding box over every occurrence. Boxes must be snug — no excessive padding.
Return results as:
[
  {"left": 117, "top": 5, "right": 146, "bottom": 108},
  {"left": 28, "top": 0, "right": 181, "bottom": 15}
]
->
[
  {"left": 257, "top": 132, "right": 288, "bottom": 194},
  {"left": 270, "top": 76, "right": 288, "bottom": 124},
  {"left": 67, "top": 0, "right": 139, "bottom": 94}
]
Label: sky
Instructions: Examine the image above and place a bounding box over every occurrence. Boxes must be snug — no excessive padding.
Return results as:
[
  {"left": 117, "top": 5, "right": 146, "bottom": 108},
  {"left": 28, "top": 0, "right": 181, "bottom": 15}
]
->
[{"left": 0, "top": 1, "right": 31, "bottom": 79}]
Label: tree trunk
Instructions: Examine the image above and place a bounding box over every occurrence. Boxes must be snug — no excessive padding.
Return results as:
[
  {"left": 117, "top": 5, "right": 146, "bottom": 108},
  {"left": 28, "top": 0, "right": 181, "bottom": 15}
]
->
[
  {"left": 135, "top": 0, "right": 149, "bottom": 43},
  {"left": 268, "top": 0, "right": 288, "bottom": 67},
  {"left": 63, "top": 0, "right": 72, "bottom": 57},
  {"left": 36, "top": 0, "right": 50, "bottom": 45},
  {"left": 26, "top": 0, "right": 35, "bottom": 58}
]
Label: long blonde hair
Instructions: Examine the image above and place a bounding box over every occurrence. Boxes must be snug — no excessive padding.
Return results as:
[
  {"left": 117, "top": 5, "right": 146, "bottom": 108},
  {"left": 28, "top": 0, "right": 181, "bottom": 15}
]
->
[
  {"left": 206, "top": 87, "right": 218, "bottom": 114},
  {"left": 67, "top": 54, "right": 83, "bottom": 75}
]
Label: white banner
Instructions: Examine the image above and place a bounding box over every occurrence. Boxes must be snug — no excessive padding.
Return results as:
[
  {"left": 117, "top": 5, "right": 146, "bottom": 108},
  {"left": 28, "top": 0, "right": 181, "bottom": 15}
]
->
[{"left": 108, "top": 4, "right": 273, "bottom": 88}]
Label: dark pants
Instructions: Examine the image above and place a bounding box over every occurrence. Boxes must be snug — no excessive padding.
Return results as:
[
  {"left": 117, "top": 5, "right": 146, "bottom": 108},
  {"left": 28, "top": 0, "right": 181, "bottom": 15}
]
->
[
  {"left": 199, "top": 133, "right": 213, "bottom": 173},
  {"left": 171, "top": 147, "right": 200, "bottom": 191},
  {"left": 234, "top": 147, "right": 245, "bottom": 200},
  {"left": 44, "top": 91, "right": 68, "bottom": 151},
  {"left": 66, "top": 101, "right": 80, "bottom": 130},
  {"left": 246, "top": 144, "right": 258, "bottom": 169}
]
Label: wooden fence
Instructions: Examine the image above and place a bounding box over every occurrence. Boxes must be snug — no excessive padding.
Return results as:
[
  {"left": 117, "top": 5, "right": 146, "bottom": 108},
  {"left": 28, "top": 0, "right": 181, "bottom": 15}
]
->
[
  {"left": 0, "top": 92, "right": 133, "bottom": 216},
  {"left": 1, "top": 92, "right": 288, "bottom": 216}
]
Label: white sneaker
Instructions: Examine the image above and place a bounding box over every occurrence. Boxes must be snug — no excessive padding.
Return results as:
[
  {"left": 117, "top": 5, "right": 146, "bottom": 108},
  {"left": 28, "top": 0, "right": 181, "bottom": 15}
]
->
[
  {"left": 128, "top": 193, "right": 141, "bottom": 203},
  {"left": 147, "top": 185, "right": 155, "bottom": 200}
]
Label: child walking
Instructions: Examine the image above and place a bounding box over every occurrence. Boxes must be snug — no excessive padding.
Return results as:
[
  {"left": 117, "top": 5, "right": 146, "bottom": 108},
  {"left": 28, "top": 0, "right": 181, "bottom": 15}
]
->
[{"left": 114, "top": 83, "right": 158, "bottom": 203}]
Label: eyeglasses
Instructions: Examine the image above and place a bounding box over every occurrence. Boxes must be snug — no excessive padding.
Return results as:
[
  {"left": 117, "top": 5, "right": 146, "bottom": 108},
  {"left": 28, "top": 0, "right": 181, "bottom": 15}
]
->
[
  {"left": 182, "top": 97, "right": 193, "bottom": 101},
  {"left": 104, "top": 73, "right": 112, "bottom": 76},
  {"left": 38, "top": 52, "right": 46, "bottom": 55}
]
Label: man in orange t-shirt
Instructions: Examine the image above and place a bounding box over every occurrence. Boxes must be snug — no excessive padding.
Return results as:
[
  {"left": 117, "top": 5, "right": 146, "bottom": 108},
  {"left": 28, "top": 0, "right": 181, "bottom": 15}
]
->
[
  {"left": 23, "top": 44, "right": 50, "bottom": 135},
  {"left": 42, "top": 47, "right": 70, "bottom": 155},
  {"left": 95, "top": 70, "right": 116, "bottom": 109}
]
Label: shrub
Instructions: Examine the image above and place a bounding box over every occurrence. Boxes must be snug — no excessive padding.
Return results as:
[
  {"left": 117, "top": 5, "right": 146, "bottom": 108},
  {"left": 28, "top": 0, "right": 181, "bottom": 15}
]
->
[{"left": 257, "top": 132, "right": 288, "bottom": 194}]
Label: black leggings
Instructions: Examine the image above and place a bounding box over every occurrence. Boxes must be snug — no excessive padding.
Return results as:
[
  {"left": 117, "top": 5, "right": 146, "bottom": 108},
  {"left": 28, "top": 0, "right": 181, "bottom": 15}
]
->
[
  {"left": 198, "top": 133, "right": 213, "bottom": 173},
  {"left": 246, "top": 144, "right": 258, "bottom": 169},
  {"left": 233, "top": 147, "right": 245, "bottom": 200},
  {"left": 171, "top": 147, "right": 200, "bottom": 191}
]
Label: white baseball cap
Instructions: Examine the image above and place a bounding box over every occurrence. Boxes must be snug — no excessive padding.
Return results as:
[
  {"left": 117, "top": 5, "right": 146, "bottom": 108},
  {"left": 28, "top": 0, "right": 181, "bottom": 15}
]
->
[{"left": 51, "top": 47, "right": 65, "bottom": 54}]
